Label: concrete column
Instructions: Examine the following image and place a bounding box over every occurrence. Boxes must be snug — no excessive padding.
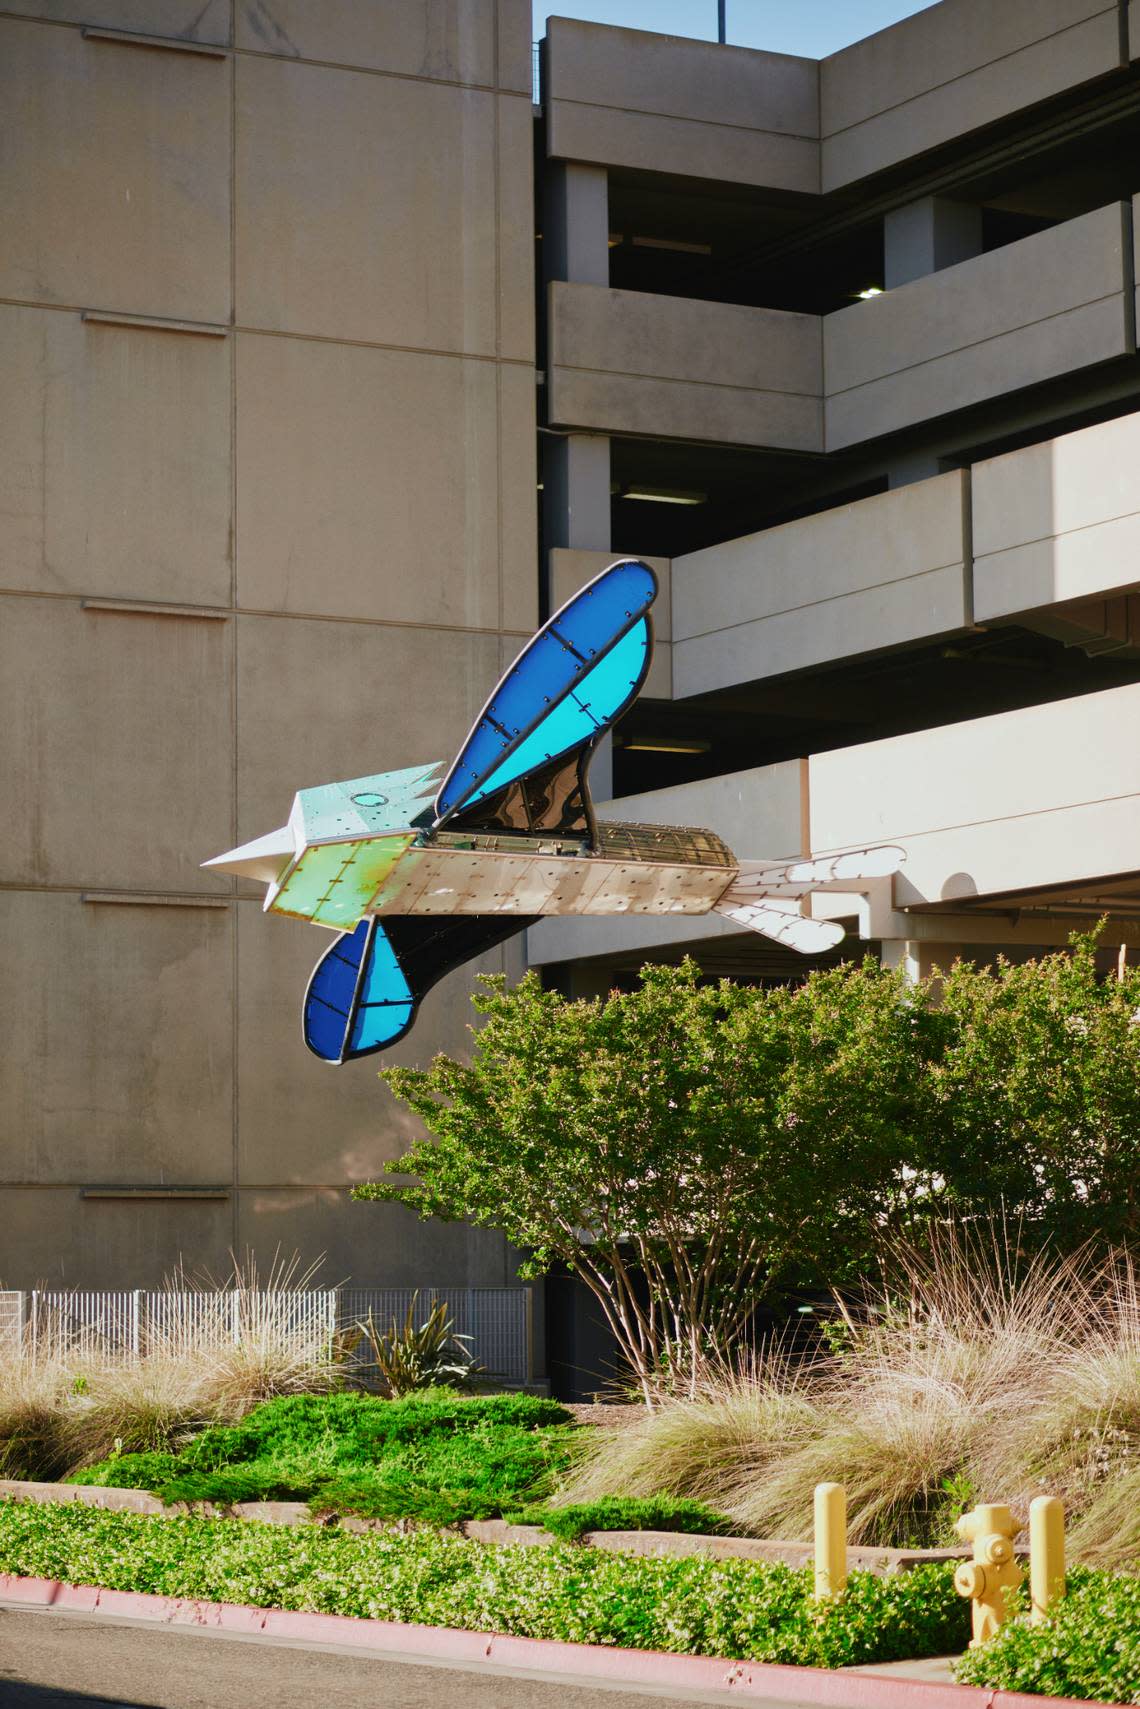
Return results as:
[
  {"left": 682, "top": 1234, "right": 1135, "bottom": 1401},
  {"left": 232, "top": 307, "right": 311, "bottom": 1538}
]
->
[
  {"left": 881, "top": 938, "right": 923, "bottom": 984},
  {"left": 543, "top": 432, "right": 610, "bottom": 551},
  {"left": 543, "top": 161, "right": 609, "bottom": 286},
  {"left": 884, "top": 196, "right": 982, "bottom": 289}
]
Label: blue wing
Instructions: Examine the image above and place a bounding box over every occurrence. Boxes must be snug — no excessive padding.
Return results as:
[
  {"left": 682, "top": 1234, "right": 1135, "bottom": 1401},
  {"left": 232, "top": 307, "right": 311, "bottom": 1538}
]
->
[
  {"left": 434, "top": 559, "right": 657, "bottom": 826},
  {"left": 303, "top": 914, "right": 534, "bottom": 1065},
  {"left": 303, "top": 918, "right": 414, "bottom": 1064}
]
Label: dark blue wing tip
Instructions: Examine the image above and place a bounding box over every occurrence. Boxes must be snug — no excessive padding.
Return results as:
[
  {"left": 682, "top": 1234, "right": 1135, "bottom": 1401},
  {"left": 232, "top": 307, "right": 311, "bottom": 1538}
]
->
[
  {"left": 434, "top": 559, "right": 657, "bottom": 823},
  {"left": 303, "top": 918, "right": 417, "bottom": 1066}
]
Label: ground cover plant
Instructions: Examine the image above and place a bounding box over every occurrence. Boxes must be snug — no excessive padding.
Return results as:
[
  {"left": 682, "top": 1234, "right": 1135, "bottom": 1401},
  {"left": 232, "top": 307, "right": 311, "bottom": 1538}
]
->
[
  {"left": 503, "top": 1495, "right": 737, "bottom": 1542},
  {"left": 955, "top": 1566, "right": 1140, "bottom": 1704},
  {"left": 71, "top": 1391, "right": 579, "bottom": 1526},
  {"left": 557, "top": 1241, "right": 1140, "bottom": 1566},
  {"left": 0, "top": 1499, "right": 967, "bottom": 1668}
]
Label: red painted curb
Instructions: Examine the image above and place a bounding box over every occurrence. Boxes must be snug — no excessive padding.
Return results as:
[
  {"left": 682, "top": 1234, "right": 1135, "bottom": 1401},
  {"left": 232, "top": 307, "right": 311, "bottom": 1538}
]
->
[{"left": 0, "top": 1574, "right": 1113, "bottom": 1709}]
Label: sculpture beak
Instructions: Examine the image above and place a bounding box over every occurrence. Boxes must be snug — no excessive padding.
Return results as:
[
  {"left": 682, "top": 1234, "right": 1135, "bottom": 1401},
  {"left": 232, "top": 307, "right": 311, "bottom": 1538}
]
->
[{"left": 201, "top": 825, "right": 295, "bottom": 884}]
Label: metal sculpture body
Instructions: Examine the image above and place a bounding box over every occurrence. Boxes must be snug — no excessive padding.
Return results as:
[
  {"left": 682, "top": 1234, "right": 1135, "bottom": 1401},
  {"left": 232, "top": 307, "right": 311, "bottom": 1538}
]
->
[{"left": 205, "top": 560, "right": 902, "bottom": 1064}]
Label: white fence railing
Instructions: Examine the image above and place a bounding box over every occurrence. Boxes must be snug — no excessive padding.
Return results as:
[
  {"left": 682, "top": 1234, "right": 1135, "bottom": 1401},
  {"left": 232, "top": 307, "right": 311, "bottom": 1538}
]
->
[{"left": 0, "top": 1287, "right": 533, "bottom": 1384}]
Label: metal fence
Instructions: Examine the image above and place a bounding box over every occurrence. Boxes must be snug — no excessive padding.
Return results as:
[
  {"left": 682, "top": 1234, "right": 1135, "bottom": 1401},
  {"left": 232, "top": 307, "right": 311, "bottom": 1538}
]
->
[{"left": 0, "top": 1287, "right": 533, "bottom": 1385}]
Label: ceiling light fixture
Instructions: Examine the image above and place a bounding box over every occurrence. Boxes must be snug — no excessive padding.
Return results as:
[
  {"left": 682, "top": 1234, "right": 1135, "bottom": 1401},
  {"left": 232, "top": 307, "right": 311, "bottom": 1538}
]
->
[
  {"left": 623, "top": 736, "right": 711, "bottom": 754},
  {"left": 622, "top": 485, "right": 708, "bottom": 505},
  {"left": 631, "top": 235, "right": 713, "bottom": 255}
]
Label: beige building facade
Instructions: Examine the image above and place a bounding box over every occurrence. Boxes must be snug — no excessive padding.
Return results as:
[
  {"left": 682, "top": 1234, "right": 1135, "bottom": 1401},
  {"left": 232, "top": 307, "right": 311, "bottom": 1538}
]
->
[{"left": 6, "top": 0, "right": 1140, "bottom": 1329}]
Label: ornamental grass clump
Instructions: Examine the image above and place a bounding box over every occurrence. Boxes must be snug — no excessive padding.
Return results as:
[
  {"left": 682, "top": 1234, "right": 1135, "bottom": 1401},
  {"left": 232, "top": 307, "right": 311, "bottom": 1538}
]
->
[
  {"left": 0, "top": 1254, "right": 350, "bottom": 1477},
  {"left": 558, "top": 1239, "right": 1140, "bottom": 1560}
]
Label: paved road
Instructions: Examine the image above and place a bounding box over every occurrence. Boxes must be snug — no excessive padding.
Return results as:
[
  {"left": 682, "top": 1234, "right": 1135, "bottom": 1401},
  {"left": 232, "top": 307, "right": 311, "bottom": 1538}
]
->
[{"left": 0, "top": 1605, "right": 828, "bottom": 1709}]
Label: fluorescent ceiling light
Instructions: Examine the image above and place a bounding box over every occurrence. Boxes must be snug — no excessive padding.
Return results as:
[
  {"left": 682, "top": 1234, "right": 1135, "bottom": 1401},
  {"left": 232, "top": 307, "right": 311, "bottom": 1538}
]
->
[
  {"left": 623, "top": 736, "right": 711, "bottom": 754},
  {"left": 631, "top": 236, "right": 713, "bottom": 255},
  {"left": 622, "top": 485, "right": 708, "bottom": 505}
]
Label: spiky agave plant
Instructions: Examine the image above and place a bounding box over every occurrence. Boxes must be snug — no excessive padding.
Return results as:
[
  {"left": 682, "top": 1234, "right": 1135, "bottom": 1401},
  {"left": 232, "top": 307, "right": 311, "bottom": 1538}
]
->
[{"left": 360, "top": 1294, "right": 483, "bottom": 1398}]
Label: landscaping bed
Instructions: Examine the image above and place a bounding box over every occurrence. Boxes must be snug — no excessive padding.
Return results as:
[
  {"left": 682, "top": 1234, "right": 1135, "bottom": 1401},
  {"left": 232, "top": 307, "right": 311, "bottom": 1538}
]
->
[{"left": 0, "top": 1498, "right": 966, "bottom": 1669}]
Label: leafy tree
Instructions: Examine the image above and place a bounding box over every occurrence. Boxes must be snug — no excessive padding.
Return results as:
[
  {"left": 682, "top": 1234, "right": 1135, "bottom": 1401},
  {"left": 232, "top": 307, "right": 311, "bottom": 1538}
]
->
[
  {"left": 354, "top": 958, "right": 933, "bottom": 1403},
  {"left": 924, "top": 931, "right": 1140, "bottom": 1251}
]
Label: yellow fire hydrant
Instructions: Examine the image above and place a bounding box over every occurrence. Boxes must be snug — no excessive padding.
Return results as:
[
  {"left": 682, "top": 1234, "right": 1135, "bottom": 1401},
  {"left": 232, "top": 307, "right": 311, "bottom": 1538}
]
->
[{"left": 954, "top": 1503, "right": 1023, "bottom": 1646}]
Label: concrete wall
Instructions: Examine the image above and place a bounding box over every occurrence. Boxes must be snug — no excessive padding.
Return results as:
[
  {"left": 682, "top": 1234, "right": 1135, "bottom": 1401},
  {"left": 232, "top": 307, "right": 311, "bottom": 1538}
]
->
[
  {"left": 548, "top": 283, "right": 823, "bottom": 452},
  {"left": 544, "top": 17, "right": 819, "bottom": 193},
  {"left": 809, "top": 680, "right": 1140, "bottom": 908},
  {"left": 824, "top": 204, "right": 1134, "bottom": 451},
  {"left": 974, "top": 407, "right": 1140, "bottom": 623},
  {"left": 820, "top": 0, "right": 1124, "bottom": 192},
  {"left": 671, "top": 473, "right": 969, "bottom": 696},
  {"left": 0, "top": 1, "right": 537, "bottom": 1288}
]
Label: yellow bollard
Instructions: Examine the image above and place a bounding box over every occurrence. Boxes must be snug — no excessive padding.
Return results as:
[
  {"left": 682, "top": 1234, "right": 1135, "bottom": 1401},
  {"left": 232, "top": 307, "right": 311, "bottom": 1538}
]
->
[
  {"left": 814, "top": 1482, "right": 847, "bottom": 1600},
  {"left": 954, "top": 1503, "right": 1023, "bottom": 1646},
  {"left": 1029, "top": 1495, "right": 1065, "bottom": 1623}
]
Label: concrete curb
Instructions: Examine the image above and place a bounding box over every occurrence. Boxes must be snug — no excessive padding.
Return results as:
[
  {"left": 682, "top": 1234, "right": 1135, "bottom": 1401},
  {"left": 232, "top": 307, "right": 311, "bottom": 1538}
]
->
[{"left": 0, "top": 1573, "right": 1114, "bottom": 1709}]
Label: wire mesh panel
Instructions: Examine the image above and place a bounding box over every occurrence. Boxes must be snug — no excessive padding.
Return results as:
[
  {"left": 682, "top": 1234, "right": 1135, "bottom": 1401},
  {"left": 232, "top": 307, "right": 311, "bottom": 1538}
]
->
[
  {"left": 0, "top": 1292, "right": 24, "bottom": 1352},
  {"left": 338, "top": 1288, "right": 530, "bottom": 1382},
  {"left": 32, "top": 1291, "right": 136, "bottom": 1356},
  {"left": 10, "top": 1286, "right": 531, "bottom": 1382}
]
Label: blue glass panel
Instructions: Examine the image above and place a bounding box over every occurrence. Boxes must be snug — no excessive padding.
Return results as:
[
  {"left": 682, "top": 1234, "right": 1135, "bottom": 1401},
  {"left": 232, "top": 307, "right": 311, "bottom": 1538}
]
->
[
  {"left": 436, "top": 559, "right": 656, "bottom": 820},
  {"left": 303, "top": 919, "right": 414, "bottom": 1064},
  {"left": 348, "top": 922, "right": 414, "bottom": 1055},
  {"left": 467, "top": 621, "right": 648, "bottom": 806}
]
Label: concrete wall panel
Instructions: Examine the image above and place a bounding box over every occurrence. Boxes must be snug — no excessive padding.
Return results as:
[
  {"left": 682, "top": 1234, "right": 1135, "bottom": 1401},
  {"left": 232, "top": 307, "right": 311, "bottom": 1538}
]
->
[
  {"left": 549, "top": 284, "right": 822, "bottom": 451},
  {"left": 235, "top": 56, "right": 497, "bottom": 352},
  {"left": 497, "top": 0, "right": 534, "bottom": 94},
  {"left": 674, "top": 472, "right": 965, "bottom": 634},
  {"left": 676, "top": 565, "right": 966, "bottom": 698},
  {"left": 0, "top": 1189, "right": 234, "bottom": 1289},
  {"left": 551, "top": 283, "right": 821, "bottom": 396},
  {"left": 974, "top": 410, "right": 1140, "bottom": 620},
  {"left": 821, "top": 1, "right": 1122, "bottom": 191},
  {"left": 235, "top": 0, "right": 494, "bottom": 83},
  {"left": 672, "top": 474, "right": 968, "bottom": 694},
  {"left": 545, "top": 17, "right": 819, "bottom": 192},
  {"left": 550, "top": 366, "right": 821, "bottom": 451},
  {"left": 809, "top": 681, "right": 1140, "bottom": 904},
  {"left": 235, "top": 335, "right": 504, "bottom": 627},
  {"left": 0, "top": 18, "right": 230, "bottom": 321},
  {"left": 0, "top": 891, "right": 234, "bottom": 1188},
  {"left": 547, "top": 101, "right": 819, "bottom": 194},
  {"left": 0, "top": 2, "right": 230, "bottom": 38},
  {"left": 235, "top": 1191, "right": 492, "bottom": 1287},
  {"left": 824, "top": 205, "right": 1131, "bottom": 449},
  {"left": 0, "top": 306, "right": 231, "bottom": 605},
  {"left": 546, "top": 18, "right": 817, "bottom": 133},
  {"left": 0, "top": 598, "right": 234, "bottom": 891},
  {"left": 235, "top": 614, "right": 500, "bottom": 847}
]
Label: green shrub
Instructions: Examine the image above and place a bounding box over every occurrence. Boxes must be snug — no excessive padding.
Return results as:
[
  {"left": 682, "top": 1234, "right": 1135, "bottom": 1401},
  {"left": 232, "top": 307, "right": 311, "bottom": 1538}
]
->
[
  {"left": 72, "top": 1390, "right": 579, "bottom": 1524},
  {"left": 0, "top": 1499, "right": 966, "bottom": 1668},
  {"left": 955, "top": 1566, "right": 1140, "bottom": 1703},
  {"left": 507, "top": 1495, "right": 736, "bottom": 1543},
  {"left": 72, "top": 1452, "right": 183, "bottom": 1490}
]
